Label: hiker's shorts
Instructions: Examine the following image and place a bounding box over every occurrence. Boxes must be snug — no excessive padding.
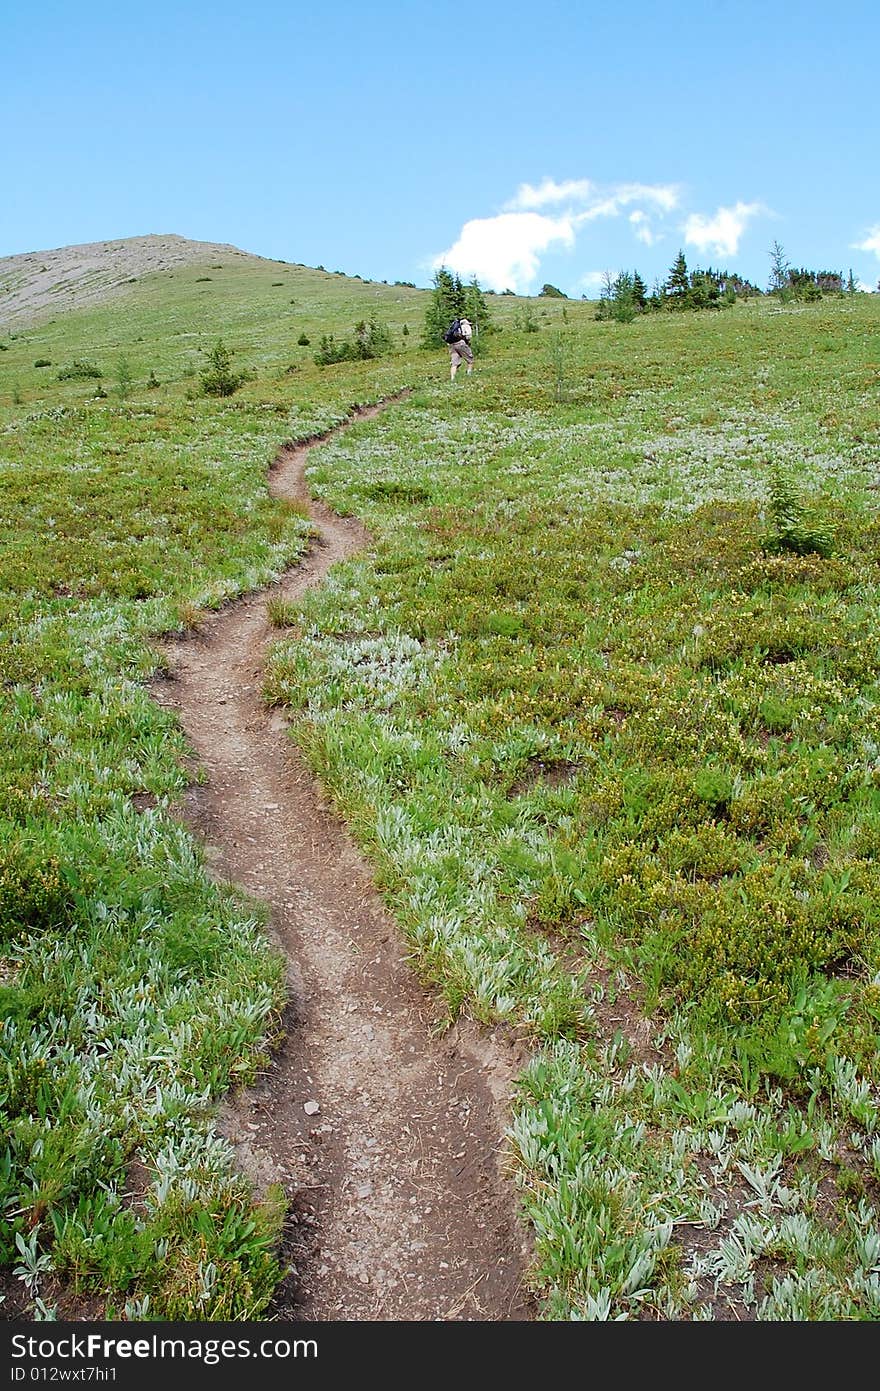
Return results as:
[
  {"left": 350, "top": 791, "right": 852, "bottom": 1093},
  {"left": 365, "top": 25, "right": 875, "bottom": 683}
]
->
[{"left": 449, "top": 339, "right": 474, "bottom": 366}]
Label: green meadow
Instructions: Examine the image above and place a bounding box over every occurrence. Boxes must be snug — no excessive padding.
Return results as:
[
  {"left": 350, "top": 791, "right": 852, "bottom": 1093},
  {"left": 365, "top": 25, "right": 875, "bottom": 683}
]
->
[{"left": 2, "top": 252, "right": 880, "bottom": 1319}]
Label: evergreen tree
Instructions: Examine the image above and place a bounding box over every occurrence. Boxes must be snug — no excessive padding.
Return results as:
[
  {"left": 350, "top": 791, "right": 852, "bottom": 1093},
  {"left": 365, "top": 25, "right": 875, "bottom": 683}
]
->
[
  {"left": 422, "top": 268, "right": 492, "bottom": 348},
  {"left": 462, "top": 276, "right": 493, "bottom": 338},
  {"left": 632, "top": 271, "right": 648, "bottom": 311},
  {"left": 313, "top": 315, "right": 393, "bottom": 365},
  {"left": 687, "top": 269, "right": 721, "bottom": 310},
  {"left": 200, "top": 339, "right": 246, "bottom": 396},
  {"left": 726, "top": 272, "right": 762, "bottom": 299},
  {"left": 768, "top": 240, "right": 791, "bottom": 297},
  {"left": 611, "top": 271, "right": 636, "bottom": 322},
  {"left": 665, "top": 250, "right": 689, "bottom": 306},
  {"left": 817, "top": 271, "right": 844, "bottom": 293},
  {"left": 421, "top": 267, "right": 463, "bottom": 348}
]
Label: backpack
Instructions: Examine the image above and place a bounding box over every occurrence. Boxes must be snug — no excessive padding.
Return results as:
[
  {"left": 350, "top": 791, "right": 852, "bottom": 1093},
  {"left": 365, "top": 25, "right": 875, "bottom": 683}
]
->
[{"left": 443, "top": 318, "right": 462, "bottom": 343}]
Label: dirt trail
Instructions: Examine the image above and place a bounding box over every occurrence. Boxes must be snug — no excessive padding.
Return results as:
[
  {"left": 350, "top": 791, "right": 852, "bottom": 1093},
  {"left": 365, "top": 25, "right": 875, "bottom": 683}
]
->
[{"left": 154, "top": 400, "right": 536, "bottom": 1321}]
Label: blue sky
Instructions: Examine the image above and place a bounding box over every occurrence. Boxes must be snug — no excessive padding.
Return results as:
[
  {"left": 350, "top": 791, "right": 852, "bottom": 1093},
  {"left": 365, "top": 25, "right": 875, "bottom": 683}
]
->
[{"left": 4, "top": 0, "right": 879, "bottom": 296}]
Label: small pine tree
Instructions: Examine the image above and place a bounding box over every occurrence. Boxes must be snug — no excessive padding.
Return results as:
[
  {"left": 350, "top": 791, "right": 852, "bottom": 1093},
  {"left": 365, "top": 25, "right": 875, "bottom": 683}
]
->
[
  {"left": 768, "top": 240, "right": 791, "bottom": 297},
  {"left": 313, "top": 315, "right": 392, "bottom": 365},
  {"left": 115, "top": 356, "right": 133, "bottom": 399},
  {"left": 546, "top": 330, "right": 572, "bottom": 402},
  {"left": 514, "top": 304, "right": 539, "bottom": 333},
  {"left": 611, "top": 271, "right": 636, "bottom": 323},
  {"left": 422, "top": 266, "right": 462, "bottom": 348},
  {"left": 687, "top": 270, "right": 720, "bottom": 310},
  {"left": 422, "top": 267, "right": 492, "bottom": 349},
  {"left": 763, "top": 465, "right": 835, "bottom": 556},
  {"left": 353, "top": 315, "right": 393, "bottom": 358},
  {"left": 665, "top": 250, "right": 690, "bottom": 305},
  {"left": 462, "top": 276, "right": 492, "bottom": 338},
  {"left": 200, "top": 339, "right": 245, "bottom": 396}
]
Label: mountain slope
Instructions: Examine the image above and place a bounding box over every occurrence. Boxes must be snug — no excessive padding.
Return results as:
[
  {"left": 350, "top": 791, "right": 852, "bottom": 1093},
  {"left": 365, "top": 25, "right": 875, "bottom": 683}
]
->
[{"left": 0, "top": 233, "right": 273, "bottom": 325}]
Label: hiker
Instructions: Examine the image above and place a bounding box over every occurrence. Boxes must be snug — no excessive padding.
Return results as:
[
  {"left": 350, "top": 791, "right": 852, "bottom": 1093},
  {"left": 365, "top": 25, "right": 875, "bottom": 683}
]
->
[{"left": 446, "top": 316, "right": 473, "bottom": 380}]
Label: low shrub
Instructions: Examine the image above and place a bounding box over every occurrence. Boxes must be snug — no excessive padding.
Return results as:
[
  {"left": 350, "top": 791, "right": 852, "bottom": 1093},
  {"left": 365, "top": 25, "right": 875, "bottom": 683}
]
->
[
  {"left": 0, "top": 842, "right": 77, "bottom": 945},
  {"left": 362, "top": 480, "right": 431, "bottom": 504},
  {"left": 314, "top": 316, "right": 393, "bottom": 366},
  {"left": 57, "top": 361, "right": 103, "bottom": 381}
]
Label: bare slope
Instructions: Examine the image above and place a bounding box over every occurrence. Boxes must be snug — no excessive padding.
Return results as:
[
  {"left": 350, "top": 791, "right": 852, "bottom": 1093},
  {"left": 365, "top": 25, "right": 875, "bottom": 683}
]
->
[{"left": 0, "top": 233, "right": 273, "bottom": 326}]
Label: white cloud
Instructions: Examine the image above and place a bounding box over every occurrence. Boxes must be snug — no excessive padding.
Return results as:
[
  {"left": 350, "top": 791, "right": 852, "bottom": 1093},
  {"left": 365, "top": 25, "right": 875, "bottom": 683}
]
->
[
  {"left": 508, "top": 178, "right": 679, "bottom": 219},
  {"left": 853, "top": 225, "right": 880, "bottom": 258},
  {"left": 508, "top": 178, "right": 595, "bottom": 210},
  {"left": 629, "top": 210, "right": 657, "bottom": 246},
  {"left": 433, "top": 177, "right": 681, "bottom": 292},
  {"left": 580, "top": 269, "right": 611, "bottom": 291},
  {"left": 432, "top": 211, "right": 577, "bottom": 293},
  {"left": 683, "top": 201, "right": 765, "bottom": 258},
  {"left": 587, "top": 183, "right": 679, "bottom": 216}
]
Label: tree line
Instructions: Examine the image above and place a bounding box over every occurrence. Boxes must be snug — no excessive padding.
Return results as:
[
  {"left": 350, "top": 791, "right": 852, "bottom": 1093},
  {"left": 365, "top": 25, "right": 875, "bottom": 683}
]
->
[{"left": 597, "top": 242, "right": 862, "bottom": 321}]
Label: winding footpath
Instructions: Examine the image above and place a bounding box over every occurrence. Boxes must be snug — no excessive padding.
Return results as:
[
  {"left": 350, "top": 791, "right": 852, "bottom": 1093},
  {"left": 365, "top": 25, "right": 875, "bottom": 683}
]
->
[{"left": 153, "top": 399, "right": 535, "bottom": 1321}]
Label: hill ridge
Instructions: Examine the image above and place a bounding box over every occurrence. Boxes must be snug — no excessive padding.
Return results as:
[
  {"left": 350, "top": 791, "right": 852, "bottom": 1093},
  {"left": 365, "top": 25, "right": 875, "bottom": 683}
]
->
[{"left": 0, "top": 232, "right": 277, "bottom": 326}]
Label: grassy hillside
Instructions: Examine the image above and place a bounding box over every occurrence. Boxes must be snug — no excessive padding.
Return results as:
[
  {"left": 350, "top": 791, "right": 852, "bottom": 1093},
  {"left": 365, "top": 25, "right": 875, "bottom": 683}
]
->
[
  {"left": 2, "top": 247, "right": 880, "bottom": 1319},
  {"left": 0, "top": 235, "right": 269, "bottom": 325}
]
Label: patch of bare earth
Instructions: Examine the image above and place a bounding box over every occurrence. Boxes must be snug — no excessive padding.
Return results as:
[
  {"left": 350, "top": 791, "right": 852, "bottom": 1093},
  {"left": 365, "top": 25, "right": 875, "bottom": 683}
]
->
[{"left": 153, "top": 400, "right": 536, "bottom": 1322}]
